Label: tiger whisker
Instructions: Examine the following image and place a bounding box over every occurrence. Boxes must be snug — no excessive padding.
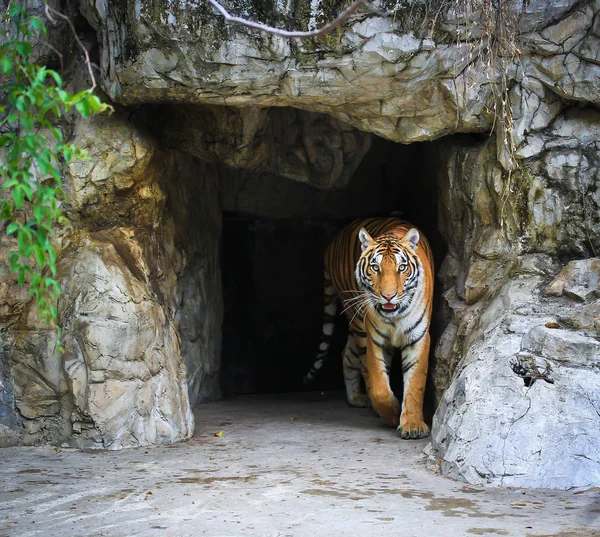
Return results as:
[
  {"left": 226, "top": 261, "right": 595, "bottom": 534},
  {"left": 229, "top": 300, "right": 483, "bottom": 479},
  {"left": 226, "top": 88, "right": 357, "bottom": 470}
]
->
[
  {"left": 363, "top": 298, "right": 378, "bottom": 320},
  {"left": 341, "top": 292, "right": 370, "bottom": 305},
  {"left": 341, "top": 296, "right": 369, "bottom": 315},
  {"left": 344, "top": 297, "right": 366, "bottom": 319},
  {"left": 342, "top": 294, "right": 369, "bottom": 307},
  {"left": 348, "top": 295, "right": 372, "bottom": 324}
]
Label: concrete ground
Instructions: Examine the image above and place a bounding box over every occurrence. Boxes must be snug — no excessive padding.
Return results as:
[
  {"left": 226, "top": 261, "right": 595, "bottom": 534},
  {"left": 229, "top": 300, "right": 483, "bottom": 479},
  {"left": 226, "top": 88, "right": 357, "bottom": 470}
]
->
[{"left": 1, "top": 392, "right": 599, "bottom": 537}]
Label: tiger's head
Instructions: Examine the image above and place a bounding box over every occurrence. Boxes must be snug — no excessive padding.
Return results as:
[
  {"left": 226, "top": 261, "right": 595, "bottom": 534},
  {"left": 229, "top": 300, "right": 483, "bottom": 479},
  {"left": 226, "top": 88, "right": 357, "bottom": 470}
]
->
[{"left": 355, "top": 227, "right": 421, "bottom": 317}]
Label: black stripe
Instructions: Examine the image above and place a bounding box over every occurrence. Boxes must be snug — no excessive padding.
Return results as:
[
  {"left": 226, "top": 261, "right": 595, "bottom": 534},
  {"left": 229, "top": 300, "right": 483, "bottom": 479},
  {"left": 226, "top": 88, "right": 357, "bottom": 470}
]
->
[
  {"left": 402, "top": 360, "right": 416, "bottom": 373},
  {"left": 350, "top": 329, "right": 367, "bottom": 338},
  {"left": 348, "top": 348, "right": 359, "bottom": 357},
  {"left": 402, "top": 327, "right": 428, "bottom": 351},
  {"left": 405, "top": 307, "right": 427, "bottom": 334},
  {"left": 371, "top": 337, "right": 386, "bottom": 349},
  {"left": 396, "top": 299, "right": 413, "bottom": 315},
  {"left": 366, "top": 317, "right": 390, "bottom": 341}
]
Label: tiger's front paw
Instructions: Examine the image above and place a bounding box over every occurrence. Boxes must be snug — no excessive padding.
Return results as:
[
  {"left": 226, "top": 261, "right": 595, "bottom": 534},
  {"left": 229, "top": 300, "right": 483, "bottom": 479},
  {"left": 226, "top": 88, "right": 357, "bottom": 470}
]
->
[
  {"left": 347, "top": 394, "right": 371, "bottom": 408},
  {"left": 371, "top": 395, "right": 400, "bottom": 427},
  {"left": 398, "top": 420, "right": 430, "bottom": 440}
]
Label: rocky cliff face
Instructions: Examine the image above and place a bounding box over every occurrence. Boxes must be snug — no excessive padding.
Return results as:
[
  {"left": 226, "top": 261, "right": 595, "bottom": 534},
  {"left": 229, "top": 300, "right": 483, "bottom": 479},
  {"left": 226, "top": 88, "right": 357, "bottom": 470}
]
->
[{"left": 1, "top": 0, "right": 599, "bottom": 488}]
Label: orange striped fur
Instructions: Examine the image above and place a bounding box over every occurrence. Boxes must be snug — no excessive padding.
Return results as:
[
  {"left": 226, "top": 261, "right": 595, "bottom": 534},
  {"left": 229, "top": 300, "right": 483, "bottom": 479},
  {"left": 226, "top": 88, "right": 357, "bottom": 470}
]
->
[{"left": 305, "top": 217, "right": 434, "bottom": 438}]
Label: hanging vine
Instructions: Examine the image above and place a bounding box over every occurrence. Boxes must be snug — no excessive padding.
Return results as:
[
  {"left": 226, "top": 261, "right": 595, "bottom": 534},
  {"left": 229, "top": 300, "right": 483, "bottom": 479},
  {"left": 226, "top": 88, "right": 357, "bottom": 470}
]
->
[{"left": 0, "top": 1, "right": 110, "bottom": 344}]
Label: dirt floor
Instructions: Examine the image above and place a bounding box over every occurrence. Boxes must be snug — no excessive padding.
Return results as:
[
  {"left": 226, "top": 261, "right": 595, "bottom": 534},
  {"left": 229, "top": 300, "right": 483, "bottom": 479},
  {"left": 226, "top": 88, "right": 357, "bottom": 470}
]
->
[{"left": 1, "top": 392, "right": 599, "bottom": 537}]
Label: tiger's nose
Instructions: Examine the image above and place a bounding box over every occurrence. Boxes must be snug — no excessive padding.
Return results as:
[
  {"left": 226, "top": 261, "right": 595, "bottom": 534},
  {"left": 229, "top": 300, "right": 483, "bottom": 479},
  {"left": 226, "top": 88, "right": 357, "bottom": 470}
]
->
[{"left": 382, "top": 292, "right": 397, "bottom": 302}]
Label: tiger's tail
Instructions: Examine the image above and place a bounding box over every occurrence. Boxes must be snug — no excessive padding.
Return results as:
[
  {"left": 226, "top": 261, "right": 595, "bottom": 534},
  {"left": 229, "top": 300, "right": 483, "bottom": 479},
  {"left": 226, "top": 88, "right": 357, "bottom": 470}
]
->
[{"left": 303, "top": 269, "right": 338, "bottom": 384}]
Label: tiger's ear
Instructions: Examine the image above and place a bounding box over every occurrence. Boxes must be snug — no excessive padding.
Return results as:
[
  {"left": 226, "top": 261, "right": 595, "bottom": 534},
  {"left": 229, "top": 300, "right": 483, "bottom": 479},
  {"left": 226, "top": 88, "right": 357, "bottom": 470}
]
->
[
  {"left": 405, "top": 228, "right": 420, "bottom": 251},
  {"left": 358, "top": 228, "right": 373, "bottom": 252}
]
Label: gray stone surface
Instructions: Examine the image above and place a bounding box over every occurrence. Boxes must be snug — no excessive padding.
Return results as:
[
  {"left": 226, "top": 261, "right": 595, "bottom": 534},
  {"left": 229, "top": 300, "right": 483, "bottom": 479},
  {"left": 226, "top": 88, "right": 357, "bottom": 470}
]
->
[
  {"left": 0, "top": 423, "right": 18, "bottom": 448},
  {"left": 560, "top": 301, "right": 600, "bottom": 334},
  {"left": 154, "top": 105, "right": 372, "bottom": 189},
  {"left": 79, "top": 0, "right": 600, "bottom": 148},
  {"left": 429, "top": 116, "right": 600, "bottom": 488},
  {"left": 58, "top": 230, "right": 194, "bottom": 449},
  {"left": 429, "top": 271, "right": 600, "bottom": 489},
  {"left": 0, "top": 116, "right": 224, "bottom": 447},
  {"left": 1, "top": 394, "right": 599, "bottom": 537},
  {"left": 546, "top": 258, "right": 600, "bottom": 301}
]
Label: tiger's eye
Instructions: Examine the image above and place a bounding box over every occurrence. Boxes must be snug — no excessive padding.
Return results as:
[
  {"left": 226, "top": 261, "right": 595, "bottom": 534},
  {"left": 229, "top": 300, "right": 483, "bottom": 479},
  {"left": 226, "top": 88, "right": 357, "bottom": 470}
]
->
[
  {"left": 398, "top": 264, "right": 407, "bottom": 272},
  {"left": 370, "top": 264, "right": 379, "bottom": 273}
]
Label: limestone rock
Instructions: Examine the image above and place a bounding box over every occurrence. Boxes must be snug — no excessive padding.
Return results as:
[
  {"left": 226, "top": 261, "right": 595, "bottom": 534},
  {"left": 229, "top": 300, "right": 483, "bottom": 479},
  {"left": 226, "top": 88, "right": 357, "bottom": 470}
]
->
[
  {"left": 559, "top": 302, "right": 600, "bottom": 334},
  {"left": 153, "top": 105, "right": 372, "bottom": 189},
  {"left": 58, "top": 230, "right": 194, "bottom": 449},
  {"left": 0, "top": 424, "right": 18, "bottom": 448},
  {"left": 522, "top": 326, "right": 600, "bottom": 368},
  {"left": 429, "top": 275, "right": 600, "bottom": 490},
  {"left": 430, "top": 122, "right": 600, "bottom": 489},
  {"left": 66, "top": 113, "right": 159, "bottom": 225},
  {"left": 546, "top": 258, "right": 600, "bottom": 301},
  {"left": 77, "top": 0, "right": 600, "bottom": 150}
]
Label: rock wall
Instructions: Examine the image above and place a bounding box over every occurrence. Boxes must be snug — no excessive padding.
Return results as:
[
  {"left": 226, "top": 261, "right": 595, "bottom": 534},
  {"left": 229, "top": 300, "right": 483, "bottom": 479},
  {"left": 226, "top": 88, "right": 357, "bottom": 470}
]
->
[
  {"left": 428, "top": 109, "right": 600, "bottom": 489},
  {"left": 0, "top": 114, "right": 226, "bottom": 448},
  {"left": 80, "top": 0, "right": 598, "bottom": 144}
]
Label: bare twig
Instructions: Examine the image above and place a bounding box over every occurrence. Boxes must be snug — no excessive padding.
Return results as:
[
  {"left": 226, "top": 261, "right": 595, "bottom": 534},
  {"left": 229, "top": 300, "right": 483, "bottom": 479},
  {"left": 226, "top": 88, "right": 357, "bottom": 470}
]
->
[
  {"left": 43, "top": 3, "right": 96, "bottom": 89},
  {"left": 205, "top": 0, "right": 379, "bottom": 38}
]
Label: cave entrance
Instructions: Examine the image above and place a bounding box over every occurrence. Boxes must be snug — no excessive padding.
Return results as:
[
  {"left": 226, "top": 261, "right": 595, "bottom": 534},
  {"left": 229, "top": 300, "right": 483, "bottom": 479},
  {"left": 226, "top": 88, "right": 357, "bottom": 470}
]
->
[
  {"left": 143, "top": 104, "right": 448, "bottom": 411},
  {"left": 218, "top": 135, "right": 445, "bottom": 400}
]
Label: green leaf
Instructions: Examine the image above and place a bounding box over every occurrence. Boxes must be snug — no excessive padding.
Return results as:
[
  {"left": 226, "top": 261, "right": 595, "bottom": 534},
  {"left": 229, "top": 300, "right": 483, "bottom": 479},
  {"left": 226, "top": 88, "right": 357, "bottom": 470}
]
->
[
  {"left": 29, "top": 17, "right": 46, "bottom": 34},
  {"left": 15, "top": 95, "right": 26, "bottom": 112},
  {"left": 33, "top": 244, "right": 46, "bottom": 267},
  {"left": 50, "top": 127, "right": 63, "bottom": 142},
  {"left": 75, "top": 99, "right": 91, "bottom": 117},
  {"left": 62, "top": 145, "right": 72, "bottom": 163},
  {"left": 14, "top": 41, "right": 32, "bottom": 57},
  {"left": 4, "top": 113, "right": 17, "bottom": 124},
  {"left": 6, "top": 222, "right": 19, "bottom": 235},
  {"left": 9, "top": 252, "right": 19, "bottom": 272},
  {"left": 0, "top": 55, "right": 12, "bottom": 74},
  {"left": 47, "top": 69, "right": 62, "bottom": 87},
  {"left": 8, "top": 4, "right": 22, "bottom": 17},
  {"left": 0, "top": 133, "right": 16, "bottom": 147},
  {"left": 57, "top": 89, "right": 69, "bottom": 103},
  {"left": 45, "top": 277, "right": 60, "bottom": 293},
  {"left": 47, "top": 247, "right": 56, "bottom": 276},
  {"left": 13, "top": 185, "right": 24, "bottom": 209},
  {"left": 35, "top": 66, "right": 47, "bottom": 83},
  {"left": 2, "top": 178, "right": 19, "bottom": 190},
  {"left": 17, "top": 227, "right": 31, "bottom": 254},
  {"left": 87, "top": 95, "right": 104, "bottom": 114},
  {"left": 20, "top": 182, "right": 33, "bottom": 201}
]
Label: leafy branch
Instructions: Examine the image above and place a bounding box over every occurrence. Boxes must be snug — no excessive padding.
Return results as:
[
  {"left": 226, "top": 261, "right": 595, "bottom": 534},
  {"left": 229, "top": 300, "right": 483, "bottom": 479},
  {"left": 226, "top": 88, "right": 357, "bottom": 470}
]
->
[{"left": 0, "top": 2, "right": 110, "bottom": 343}]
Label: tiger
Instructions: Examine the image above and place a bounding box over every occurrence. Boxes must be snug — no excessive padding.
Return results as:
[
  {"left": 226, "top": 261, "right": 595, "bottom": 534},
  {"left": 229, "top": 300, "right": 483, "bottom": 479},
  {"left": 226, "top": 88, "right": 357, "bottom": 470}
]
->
[{"left": 304, "top": 217, "right": 434, "bottom": 439}]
